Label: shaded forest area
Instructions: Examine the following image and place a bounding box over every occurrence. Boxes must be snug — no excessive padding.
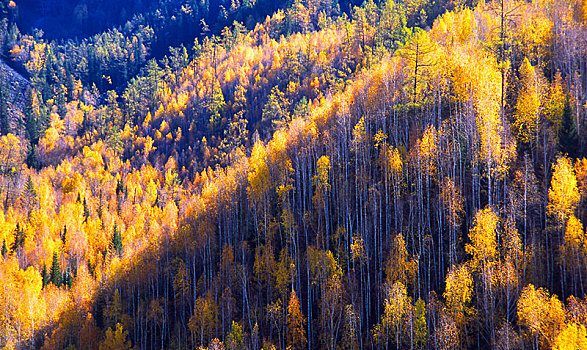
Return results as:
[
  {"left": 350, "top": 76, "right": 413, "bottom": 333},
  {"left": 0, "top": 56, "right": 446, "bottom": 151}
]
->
[{"left": 0, "top": 0, "right": 587, "bottom": 349}]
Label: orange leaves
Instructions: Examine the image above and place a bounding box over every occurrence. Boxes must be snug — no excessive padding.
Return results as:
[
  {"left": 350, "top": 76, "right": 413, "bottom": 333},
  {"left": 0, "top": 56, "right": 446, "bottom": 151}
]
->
[
  {"left": 287, "top": 289, "right": 307, "bottom": 349},
  {"left": 79, "top": 313, "right": 100, "bottom": 350},
  {"left": 71, "top": 265, "right": 96, "bottom": 314},
  {"left": 575, "top": 158, "right": 587, "bottom": 199}
]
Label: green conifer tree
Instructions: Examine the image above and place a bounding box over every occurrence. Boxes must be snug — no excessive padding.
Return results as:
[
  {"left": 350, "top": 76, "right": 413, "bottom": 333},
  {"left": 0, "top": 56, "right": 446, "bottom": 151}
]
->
[
  {"left": 51, "top": 251, "right": 62, "bottom": 287},
  {"left": 11, "top": 223, "right": 25, "bottom": 252},
  {"left": 560, "top": 98, "right": 579, "bottom": 158},
  {"left": 42, "top": 264, "right": 49, "bottom": 288},
  {"left": 112, "top": 224, "right": 123, "bottom": 256},
  {"left": 24, "top": 88, "right": 39, "bottom": 144},
  {"left": 0, "top": 70, "right": 10, "bottom": 135}
]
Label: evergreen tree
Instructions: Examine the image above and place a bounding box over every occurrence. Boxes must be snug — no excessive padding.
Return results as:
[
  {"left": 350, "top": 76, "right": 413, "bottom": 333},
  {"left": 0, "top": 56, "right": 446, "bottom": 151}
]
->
[
  {"left": 560, "top": 98, "right": 579, "bottom": 158},
  {"left": 26, "top": 144, "right": 40, "bottom": 170},
  {"left": 42, "top": 264, "right": 49, "bottom": 288},
  {"left": 0, "top": 69, "right": 9, "bottom": 135},
  {"left": 83, "top": 197, "right": 90, "bottom": 222},
  {"left": 116, "top": 179, "right": 124, "bottom": 196},
  {"left": 51, "top": 251, "right": 62, "bottom": 287},
  {"left": 1, "top": 239, "right": 7, "bottom": 256},
  {"left": 56, "top": 84, "right": 67, "bottom": 117},
  {"left": 24, "top": 88, "right": 39, "bottom": 144},
  {"left": 111, "top": 224, "right": 123, "bottom": 256},
  {"left": 11, "top": 223, "right": 25, "bottom": 252},
  {"left": 61, "top": 225, "right": 67, "bottom": 243},
  {"left": 262, "top": 86, "right": 289, "bottom": 127},
  {"left": 24, "top": 175, "right": 38, "bottom": 211}
]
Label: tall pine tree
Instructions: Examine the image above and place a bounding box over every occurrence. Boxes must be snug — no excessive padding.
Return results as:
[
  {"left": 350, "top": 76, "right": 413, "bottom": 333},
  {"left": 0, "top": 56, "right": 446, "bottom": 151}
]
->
[
  {"left": 0, "top": 69, "right": 10, "bottom": 135},
  {"left": 560, "top": 98, "right": 579, "bottom": 158},
  {"left": 11, "top": 223, "right": 25, "bottom": 252},
  {"left": 24, "top": 88, "right": 39, "bottom": 144},
  {"left": 51, "top": 251, "right": 62, "bottom": 287},
  {"left": 111, "top": 224, "right": 123, "bottom": 256},
  {"left": 42, "top": 264, "right": 49, "bottom": 288}
]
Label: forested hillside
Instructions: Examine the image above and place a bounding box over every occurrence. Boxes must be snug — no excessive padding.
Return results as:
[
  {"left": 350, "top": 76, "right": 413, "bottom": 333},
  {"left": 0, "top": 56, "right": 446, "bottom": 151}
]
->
[{"left": 0, "top": 0, "right": 587, "bottom": 349}]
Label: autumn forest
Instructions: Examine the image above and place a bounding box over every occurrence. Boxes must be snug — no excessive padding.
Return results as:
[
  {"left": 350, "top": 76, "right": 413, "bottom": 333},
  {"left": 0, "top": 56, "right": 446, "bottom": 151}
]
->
[{"left": 0, "top": 0, "right": 586, "bottom": 348}]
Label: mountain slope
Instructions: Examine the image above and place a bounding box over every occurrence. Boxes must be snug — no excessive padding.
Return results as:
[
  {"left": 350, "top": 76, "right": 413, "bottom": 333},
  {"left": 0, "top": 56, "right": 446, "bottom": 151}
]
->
[{"left": 0, "top": 0, "right": 586, "bottom": 349}]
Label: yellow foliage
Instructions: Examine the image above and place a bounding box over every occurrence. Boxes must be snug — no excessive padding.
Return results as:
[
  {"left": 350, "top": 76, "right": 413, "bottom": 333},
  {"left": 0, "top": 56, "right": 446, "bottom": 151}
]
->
[
  {"left": 418, "top": 126, "right": 437, "bottom": 174},
  {"left": 386, "top": 234, "right": 417, "bottom": 286},
  {"left": 0, "top": 134, "right": 26, "bottom": 172},
  {"left": 444, "top": 264, "right": 474, "bottom": 328},
  {"left": 351, "top": 235, "right": 366, "bottom": 261},
  {"left": 518, "top": 284, "right": 566, "bottom": 347},
  {"left": 525, "top": 17, "right": 553, "bottom": 54},
  {"left": 386, "top": 146, "right": 403, "bottom": 177},
  {"left": 449, "top": 48, "right": 515, "bottom": 176},
  {"left": 466, "top": 207, "right": 498, "bottom": 267},
  {"left": 0, "top": 259, "right": 46, "bottom": 345},
  {"left": 82, "top": 146, "right": 105, "bottom": 170},
  {"left": 99, "top": 323, "right": 131, "bottom": 350},
  {"left": 374, "top": 281, "right": 411, "bottom": 345},
  {"left": 553, "top": 323, "right": 587, "bottom": 350},
  {"left": 563, "top": 214, "right": 585, "bottom": 257},
  {"left": 548, "top": 156, "right": 580, "bottom": 222},
  {"left": 513, "top": 58, "right": 544, "bottom": 145},
  {"left": 352, "top": 117, "right": 367, "bottom": 149},
  {"left": 432, "top": 8, "right": 476, "bottom": 46},
  {"left": 247, "top": 142, "right": 271, "bottom": 206},
  {"left": 315, "top": 155, "right": 331, "bottom": 192}
]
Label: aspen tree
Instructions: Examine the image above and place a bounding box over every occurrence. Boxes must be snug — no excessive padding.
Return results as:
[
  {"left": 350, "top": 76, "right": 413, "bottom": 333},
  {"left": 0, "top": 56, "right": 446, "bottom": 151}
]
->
[
  {"left": 287, "top": 289, "right": 306, "bottom": 350},
  {"left": 548, "top": 156, "right": 580, "bottom": 222}
]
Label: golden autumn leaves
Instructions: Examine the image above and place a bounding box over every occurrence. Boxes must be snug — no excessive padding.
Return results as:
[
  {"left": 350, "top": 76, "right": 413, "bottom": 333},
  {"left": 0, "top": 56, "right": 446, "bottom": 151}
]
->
[{"left": 1, "top": 0, "right": 587, "bottom": 348}]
